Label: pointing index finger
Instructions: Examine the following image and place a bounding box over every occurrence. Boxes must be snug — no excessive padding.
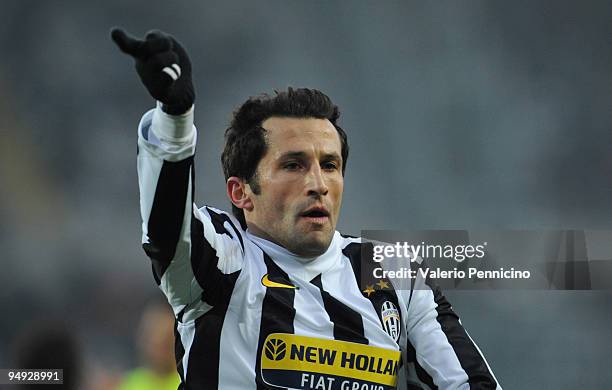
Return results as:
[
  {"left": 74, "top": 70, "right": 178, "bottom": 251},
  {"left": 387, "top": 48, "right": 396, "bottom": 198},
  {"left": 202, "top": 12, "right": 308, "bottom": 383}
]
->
[{"left": 110, "top": 27, "right": 145, "bottom": 57}]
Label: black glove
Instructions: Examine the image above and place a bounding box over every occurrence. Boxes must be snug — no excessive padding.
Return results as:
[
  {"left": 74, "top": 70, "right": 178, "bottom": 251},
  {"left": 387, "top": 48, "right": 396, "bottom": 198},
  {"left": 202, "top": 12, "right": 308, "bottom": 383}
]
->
[{"left": 111, "top": 28, "right": 194, "bottom": 115}]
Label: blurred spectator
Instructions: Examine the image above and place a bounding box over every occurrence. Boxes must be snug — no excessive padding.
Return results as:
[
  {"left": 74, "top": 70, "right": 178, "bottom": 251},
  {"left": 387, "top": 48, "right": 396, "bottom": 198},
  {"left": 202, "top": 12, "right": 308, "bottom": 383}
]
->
[{"left": 117, "top": 300, "right": 179, "bottom": 390}]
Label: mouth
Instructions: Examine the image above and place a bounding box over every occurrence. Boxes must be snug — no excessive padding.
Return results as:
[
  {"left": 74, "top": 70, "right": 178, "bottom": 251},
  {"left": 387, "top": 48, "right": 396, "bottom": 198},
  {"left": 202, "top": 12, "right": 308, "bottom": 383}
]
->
[{"left": 299, "top": 207, "right": 330, "bottom": 224}]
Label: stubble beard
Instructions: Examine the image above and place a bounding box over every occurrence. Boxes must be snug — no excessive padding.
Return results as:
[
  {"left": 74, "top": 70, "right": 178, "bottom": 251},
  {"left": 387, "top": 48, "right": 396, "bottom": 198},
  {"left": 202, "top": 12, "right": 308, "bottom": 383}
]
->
[{"left": 283, "top": 224, "right": 334, "bottom": 257}]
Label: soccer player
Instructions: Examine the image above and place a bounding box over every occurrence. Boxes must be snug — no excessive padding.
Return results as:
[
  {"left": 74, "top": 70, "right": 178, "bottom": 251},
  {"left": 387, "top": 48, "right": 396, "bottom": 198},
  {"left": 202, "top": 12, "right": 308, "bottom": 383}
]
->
[{"left": 111, "top": 28, "right": 501, "bottom": 390}]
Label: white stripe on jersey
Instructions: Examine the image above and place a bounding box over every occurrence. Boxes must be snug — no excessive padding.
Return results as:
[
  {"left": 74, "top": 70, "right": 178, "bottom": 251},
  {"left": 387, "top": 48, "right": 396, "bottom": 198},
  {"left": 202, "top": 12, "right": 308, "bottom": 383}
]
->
[
  {"left": 291, "top": 277, "right": 336, "bottom": 340},
  {"left": 177, "top": 320, "right": 196, "bottom": 380},
  {"left": 217, "top": 242, "right": 266, "bottom": 389}
]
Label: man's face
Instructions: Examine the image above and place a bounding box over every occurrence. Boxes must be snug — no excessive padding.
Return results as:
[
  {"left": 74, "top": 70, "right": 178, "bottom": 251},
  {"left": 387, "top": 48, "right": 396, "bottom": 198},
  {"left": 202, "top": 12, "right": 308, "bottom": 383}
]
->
[{"left": 245, "top": 116, "right": 344, "bottom": 257}]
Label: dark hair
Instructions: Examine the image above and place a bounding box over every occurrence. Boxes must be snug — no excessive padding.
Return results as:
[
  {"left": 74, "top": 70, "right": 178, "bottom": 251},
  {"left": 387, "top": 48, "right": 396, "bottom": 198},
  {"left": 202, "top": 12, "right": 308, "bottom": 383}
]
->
[{"left": 221, "top": 87, "right": 349, "bottom": 227}]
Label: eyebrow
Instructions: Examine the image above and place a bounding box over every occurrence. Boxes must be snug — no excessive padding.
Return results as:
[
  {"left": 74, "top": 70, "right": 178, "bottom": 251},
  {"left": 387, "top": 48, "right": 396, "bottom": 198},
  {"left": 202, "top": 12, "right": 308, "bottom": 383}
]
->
[{"left": 279, "top": 151, "right": 342, "bottom": 161}]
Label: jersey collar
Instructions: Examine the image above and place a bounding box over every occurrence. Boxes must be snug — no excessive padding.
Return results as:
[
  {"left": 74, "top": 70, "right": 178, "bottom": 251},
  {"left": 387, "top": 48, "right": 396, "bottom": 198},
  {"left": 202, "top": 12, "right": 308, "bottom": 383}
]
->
[{"left": 246, "top": 230, "right": 342, "bottom": 282}]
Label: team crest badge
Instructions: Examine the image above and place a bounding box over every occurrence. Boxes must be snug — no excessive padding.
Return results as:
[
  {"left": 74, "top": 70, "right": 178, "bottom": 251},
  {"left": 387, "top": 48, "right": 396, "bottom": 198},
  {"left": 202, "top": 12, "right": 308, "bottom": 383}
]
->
[{"left": 380, "top": 301, "right": 401, "bottom": 342}]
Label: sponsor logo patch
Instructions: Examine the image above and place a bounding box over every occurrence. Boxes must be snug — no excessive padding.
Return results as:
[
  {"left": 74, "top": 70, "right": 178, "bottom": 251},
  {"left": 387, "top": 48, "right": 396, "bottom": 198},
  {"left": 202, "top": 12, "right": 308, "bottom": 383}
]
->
[{"left": 260, "top": 333, "right": 401, "bottom": 390}]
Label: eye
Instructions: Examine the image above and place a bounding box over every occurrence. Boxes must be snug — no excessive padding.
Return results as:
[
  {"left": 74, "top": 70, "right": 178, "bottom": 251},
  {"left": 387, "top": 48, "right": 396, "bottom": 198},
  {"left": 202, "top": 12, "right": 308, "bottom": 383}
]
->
[
  {"left": 322, "top": 161, "right": 339, "bottom": 171},
  {"left": 283, "top": 161, "right": 302, "bottom": 171}
]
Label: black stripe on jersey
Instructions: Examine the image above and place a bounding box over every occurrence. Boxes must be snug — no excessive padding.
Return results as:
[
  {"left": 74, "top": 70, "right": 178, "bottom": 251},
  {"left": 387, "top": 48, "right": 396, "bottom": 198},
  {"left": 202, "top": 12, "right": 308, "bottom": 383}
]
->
[
  {"left": 184, "top": 306, "right": 233, "bottom": 389},
  {"left": 342, "top": 241, "right": 406, "bottom": 383},
  {"left": 186, "top": 161, "right": 241, "bottom": 307},
  {"left": 342, "top": 242, "right": 363, "bottom": 288},
  {"left": 174, "top": 319, "right": 186, "bottom": 388},
  {"left": 178, "top": 201, "right": 240, "bottom": 388},
  {"left": 176, "top": 307, "right": 187, "bottom": 323},
  {"left": 310, "top": 274, "right": 368, "bottom": 344},
  {"left": 256, "top": 253, "right": 296, "bottom": 390},
  {"left": 205, "top": 207, "right": 244, "bottom": 251},
  {"left": 424, "top": 278, "right": 497, "bottom": 389},
  {"left": 342, "top": 242, "right": 403, "bottom": 339},
  {"left": 151, "top": 263, "right": 161, "bottom": 285},
  {"left": 190, "top": 208, "right": 240, "bottom": 307},
  {"left": 143, "top": 156, "right": 194, "bottom": 283}
]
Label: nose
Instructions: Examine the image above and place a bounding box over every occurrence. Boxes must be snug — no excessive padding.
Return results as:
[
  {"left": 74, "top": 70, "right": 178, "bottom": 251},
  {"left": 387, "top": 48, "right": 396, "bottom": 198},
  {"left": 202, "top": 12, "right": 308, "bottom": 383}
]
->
[{"left": 306, "top": 164, "right": 329, "bottom": 197}]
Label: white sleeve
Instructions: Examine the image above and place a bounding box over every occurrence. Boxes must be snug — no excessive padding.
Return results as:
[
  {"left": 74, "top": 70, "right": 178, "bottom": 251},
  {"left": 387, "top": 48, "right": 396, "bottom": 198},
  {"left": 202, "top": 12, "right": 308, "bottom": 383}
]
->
[
  {"left": 400, "top": 262, "right": 501, "bottom": 389},
  {"left": 137, "top": 104, "right": 245, "bottom": 321}
]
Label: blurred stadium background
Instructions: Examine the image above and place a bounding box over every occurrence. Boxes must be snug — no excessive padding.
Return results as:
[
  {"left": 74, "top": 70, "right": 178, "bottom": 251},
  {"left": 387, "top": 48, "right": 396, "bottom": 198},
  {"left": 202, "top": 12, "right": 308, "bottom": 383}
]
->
[{"left": 1, "top": 0, "right": 611, "bottom": 388}]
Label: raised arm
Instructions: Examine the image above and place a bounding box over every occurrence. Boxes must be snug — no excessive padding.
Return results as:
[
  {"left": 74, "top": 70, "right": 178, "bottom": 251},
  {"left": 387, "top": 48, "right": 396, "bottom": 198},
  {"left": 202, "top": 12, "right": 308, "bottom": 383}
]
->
[{"left": 111, "top": 29, "right": 244, "bottom": 319}]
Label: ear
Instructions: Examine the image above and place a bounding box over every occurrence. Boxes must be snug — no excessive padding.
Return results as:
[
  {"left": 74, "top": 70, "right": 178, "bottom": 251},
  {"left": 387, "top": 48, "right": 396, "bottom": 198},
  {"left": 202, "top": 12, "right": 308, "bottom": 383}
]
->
[{"left": 227, "top": 177, "right": 254, "bottom": 212}]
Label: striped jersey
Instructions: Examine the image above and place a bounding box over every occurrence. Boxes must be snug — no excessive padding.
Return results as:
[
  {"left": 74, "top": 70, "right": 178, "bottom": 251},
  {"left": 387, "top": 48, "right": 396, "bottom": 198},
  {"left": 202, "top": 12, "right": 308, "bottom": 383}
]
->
[{"left": 136, "top": 105, "right": 501, "bottom": 390}]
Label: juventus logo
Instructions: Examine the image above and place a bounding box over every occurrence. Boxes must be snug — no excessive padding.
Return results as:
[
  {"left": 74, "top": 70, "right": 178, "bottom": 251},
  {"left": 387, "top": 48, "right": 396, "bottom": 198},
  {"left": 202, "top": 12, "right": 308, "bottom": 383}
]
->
[{"left": 380, "top": 301, "right": 401, "bottom": 342}]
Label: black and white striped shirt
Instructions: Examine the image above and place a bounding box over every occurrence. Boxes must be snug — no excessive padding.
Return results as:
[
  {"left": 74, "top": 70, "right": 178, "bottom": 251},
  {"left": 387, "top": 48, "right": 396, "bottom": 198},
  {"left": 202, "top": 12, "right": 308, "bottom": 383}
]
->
[{"left": 136, "top": 105, "right": 501, "bottom": 390}]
